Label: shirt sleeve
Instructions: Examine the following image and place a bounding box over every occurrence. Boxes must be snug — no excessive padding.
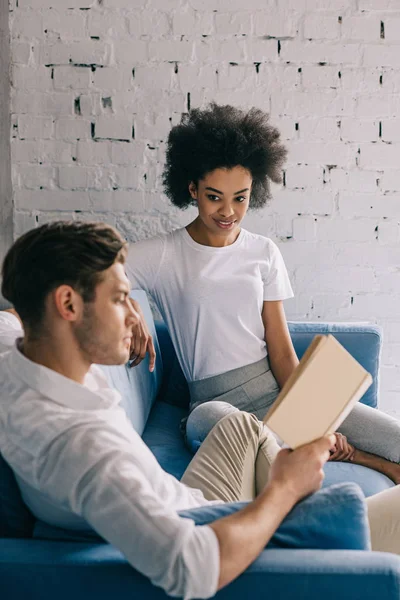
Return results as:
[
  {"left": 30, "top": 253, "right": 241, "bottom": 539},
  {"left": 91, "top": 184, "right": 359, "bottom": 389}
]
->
[
  {"left": 262, "top": 240, "right": 294, "bottom": 301},
  {"left": 125, "top": 236, "right": 166, "bottom": 294},
  {"left": 0, "top": 311, "right": 24, "bottom": 353},
  {"left": 34, "top": 418, "right": 220, "bottom": 600}
]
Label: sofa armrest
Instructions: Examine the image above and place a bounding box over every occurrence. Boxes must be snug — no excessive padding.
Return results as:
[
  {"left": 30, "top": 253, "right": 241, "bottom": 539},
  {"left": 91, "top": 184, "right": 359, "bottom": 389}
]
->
[{"left": 1, "top": 539, "right": 399, "bottom": 600}]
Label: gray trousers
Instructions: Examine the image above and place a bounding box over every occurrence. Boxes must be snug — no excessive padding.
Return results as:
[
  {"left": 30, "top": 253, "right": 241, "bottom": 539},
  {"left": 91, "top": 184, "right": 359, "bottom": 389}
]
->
[{"left": 186, "top": 356, "right": 400, "bottom": 464}]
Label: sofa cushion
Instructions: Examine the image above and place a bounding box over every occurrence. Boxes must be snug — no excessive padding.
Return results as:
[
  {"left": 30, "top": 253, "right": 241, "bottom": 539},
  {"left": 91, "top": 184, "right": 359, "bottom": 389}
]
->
[
  {"left": 100, "top": 290, "right": 162, "bottom": 436},
  {"left": 323, "top": 462, "right": 394, "bottom": 497},
  {"left": 142, "top": 401, "right": 192, "bottom": 480},
  {"left": 33, "top": 482, "right": 370, "bottom": 553},
  {"left": 0, "top": 453, "right": 35, "bottom": 538}
]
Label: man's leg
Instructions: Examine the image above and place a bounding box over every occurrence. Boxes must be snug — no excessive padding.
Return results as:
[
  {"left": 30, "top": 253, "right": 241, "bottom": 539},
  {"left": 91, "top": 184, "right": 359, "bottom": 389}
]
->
[
  {"left": 338, "top": 402, "right": 400, "bottom": 483},
  {"left": 181, "top": 411, "right": 281, "bottom": 502},
  {"left": 367, "top": 486, "right": 400, "bottom": 555}
]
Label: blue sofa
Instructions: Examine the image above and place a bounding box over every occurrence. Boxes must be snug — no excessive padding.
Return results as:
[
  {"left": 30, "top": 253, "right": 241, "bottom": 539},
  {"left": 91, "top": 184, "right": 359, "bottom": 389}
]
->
[{"left": 1, "top": 290, "right": 400, "bottom": 599}]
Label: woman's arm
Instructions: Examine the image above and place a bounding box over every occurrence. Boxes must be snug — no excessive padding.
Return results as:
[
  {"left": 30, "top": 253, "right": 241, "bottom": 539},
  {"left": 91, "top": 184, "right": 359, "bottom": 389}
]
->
[{"left": 262, "top": 300, "right": 299, "bottom": 389}]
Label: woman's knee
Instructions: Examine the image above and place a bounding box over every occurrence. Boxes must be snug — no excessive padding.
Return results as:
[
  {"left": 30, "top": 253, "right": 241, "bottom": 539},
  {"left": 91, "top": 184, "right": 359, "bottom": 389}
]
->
[{"left": 185, "top": 401, "right": 240, "bottom": 453}]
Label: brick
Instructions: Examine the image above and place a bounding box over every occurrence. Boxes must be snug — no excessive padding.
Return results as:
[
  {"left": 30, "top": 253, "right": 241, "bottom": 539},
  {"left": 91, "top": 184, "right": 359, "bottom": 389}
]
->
[
  {"left": 304, "top": 15, "right": 340, "bottom": 40},
  {"left": 148, "top": 40, "right": 193, "bottom": 62},
  {"left": 384, "top": 18, "right": 400, "bottom": 43},
  {"left": 218, "top": 64, "right": 257, "bottom": 90},
  {"left": 363, "top": 45, "right": 400, "bottom": 68},
  {"left": 94, "top": 117, "right": 133, "bottom": 140},
  {"left": 127, "top": 10, "right": 171, "bottom": 37},
  {"left": 190, "top": 0, "right": 275, "bottom": 9},
  {"left": 380, "top": 170, "right": 400, "bottom": 192},
  {"left": 177, "top": 65, "right": 218, "bottom": 90},
  {"left": 214, "top": 12, "right": 252, "bottom": 35},
  {"left": 341, "top": 15, "right": 381, "bottom": 42},
  {"left": 12, "top": 12, "right": 43, "bottom": 38},
  {"left": 18, "top": 0, "right": 93, "bottom": 6},
  {"left": 296, "top": 118, "right": 341, "bottom": 142},
  {"left": 194, "top": 38, "right": 247, "bottom": 63},
  {"left": 88, "top": 190, "right": 144, "bottom": 211},
  {"left": 12, "top": 92, "right": 74, "bottom": 116},
  {"left": 134, "top": 65, "right": 174, "bottom": 90},
  {"left": 42, "top": 11, "right": 87, "bottom": 39},
  {"left": 92, "top": 67, "right": 134, "bottom": 90},
  {"left": 377, "top": 221, "right": 400, "bottom": 244},
  {"left": 53, "top": 66, "right": 91, "bottom": 90},
  {"left": 271, "top": 91, "right": 354, "bottom": 118},
  {"left": 284, "top": 165, "right": 324, "bottom": 189},
  {"left": 280, "top": 41, "right": 362, "bottom": 65},
  {"left": 381, "top": 120, "right": 400, "bottom": 142},
  {"left": 40, "top": 140, "right": 75, "bottom": 163},
  {"left": 358, "top": 0, "right": 400, "bottom": 9},
  {"left": 252, "top": 10, "right": 298, "bottom": 38},
  {"left": 17, "top": 165, "right": 55, "bottom": 189},
  {"left": 316, "top": 217, "right": 378, "bottom": 242},
  {"left": 329, "top": 168, "right": 379, "bottom": 192},
  {"left": 245, "top": 38, "right": 278, "bottom": 62},
  {"left": 287, "top": 142, "right": 353, "bottom": 167},
  {"left": 295, "top": 265, "right": 377, "bottom": 293},
  {"left": 301, "top": 65, "right": 340, "bottom": 89},
  {"left": 339, "top": 192, "right": 400, "bottom": 218},
  {"left": 18, "top": 116, "right": 54, "bottom": 140},
  {"left": 14, "top": 189, "right": 90, "bottom": 210},
  {"left": 58, "top": 166, "right": 98, "bottom": 189},
  {"left": 381, "top": 70, "right": 400, "bottom": 93},
  {"left": 88, "top": 11, "right": 128, "bottom": 38},
  {"left": 113, "top": 41, "right": 148, "bottom": 64},
  {"left": 12, "top": 65, "right": 52, "bottom": 90},
  {"left": 276, "top": 190, "right": 335, "bottom": 215},
  {"left": 354, "top": 94, "right": 393, "bottom": 119},
  {"left": 293, "top": 217, "right": 316, "bottom": 241},
  {"left": 340, "top": 68, "right": 381, "bottom": 93},
  {"left": 11, "top": 42, "right": 31, "bottom": 64},
  {"left": 76, "top": 140, "right": 111, "bottom": 165},
  {"left": 39, "top": 41, "right": 111, "bottom": 66},
  {"left": 13, "top": 212, "right": 39, "bottom": 238},
  {"left": 358, "top": 142, "right": 400, "bottom": 169},
  {"left": 110, "top": 141, "right": 147, "bottom": 165},
  {"left": 55, "top": 118, "right": 92, "bottom": 141},
  {"left": 11, "top": 140, "right": 39, "bottom": 163},
  {"left": 340, "top": 118, "right": 379, "bottom": 142},
  {"left": 352, "top": 294, "right": 400, "bottom": 319}
]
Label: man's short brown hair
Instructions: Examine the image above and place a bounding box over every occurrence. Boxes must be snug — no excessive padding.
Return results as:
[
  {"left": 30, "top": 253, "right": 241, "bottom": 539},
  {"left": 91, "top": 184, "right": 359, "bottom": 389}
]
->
[{"left": 1, "top": 221, "right": 128, "bottom": 333}]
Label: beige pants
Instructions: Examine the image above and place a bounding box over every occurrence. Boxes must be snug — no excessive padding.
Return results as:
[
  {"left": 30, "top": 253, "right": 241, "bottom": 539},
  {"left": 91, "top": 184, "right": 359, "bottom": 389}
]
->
[{"left": 181, "top": 411, "right": 400, "bottom": 555}]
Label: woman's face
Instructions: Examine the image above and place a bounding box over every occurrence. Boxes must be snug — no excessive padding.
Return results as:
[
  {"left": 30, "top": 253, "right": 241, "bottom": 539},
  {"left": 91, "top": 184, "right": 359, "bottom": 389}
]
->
[{"left": 189, "top": 166, "right": 252, "bottom": 239}]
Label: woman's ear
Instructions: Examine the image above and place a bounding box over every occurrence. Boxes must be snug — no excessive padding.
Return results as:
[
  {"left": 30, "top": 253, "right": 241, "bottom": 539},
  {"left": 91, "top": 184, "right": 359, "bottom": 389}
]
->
[{"left": 188, "top": 181, "right": 197, "bottom": 200}]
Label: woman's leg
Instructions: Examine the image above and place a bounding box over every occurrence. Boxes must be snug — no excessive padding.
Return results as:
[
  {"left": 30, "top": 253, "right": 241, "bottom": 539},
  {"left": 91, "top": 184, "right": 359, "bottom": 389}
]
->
[
  {"left": 181, "top": 411, "right": 281, "bottom": 502},
  {"left": 367, "top": 485, "right": 400, "bottom": 555},
  {"left": 337, "top": 402, "right": 400, "bottom": 483},
  {"left": 185, "top": 401, "right": 240, "bottom": 454}
]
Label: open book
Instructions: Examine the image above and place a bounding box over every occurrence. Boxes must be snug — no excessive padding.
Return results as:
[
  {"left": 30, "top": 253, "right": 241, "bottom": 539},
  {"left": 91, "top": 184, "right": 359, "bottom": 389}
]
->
[{"left": 264, "top": 334, "right": 373, "bottom": 449}]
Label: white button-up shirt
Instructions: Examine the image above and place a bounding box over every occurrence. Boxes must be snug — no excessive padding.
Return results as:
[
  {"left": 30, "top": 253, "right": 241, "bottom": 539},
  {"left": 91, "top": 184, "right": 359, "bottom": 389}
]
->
[{"left": 0, "top": 312, "right": 219, "bottom": 599}]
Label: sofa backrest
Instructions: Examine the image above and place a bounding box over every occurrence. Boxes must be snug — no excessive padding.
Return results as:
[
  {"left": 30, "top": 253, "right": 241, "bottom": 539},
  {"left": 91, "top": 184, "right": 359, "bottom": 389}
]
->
[{"left": 99, "top": 289, "right": 163, "bottom": 436}]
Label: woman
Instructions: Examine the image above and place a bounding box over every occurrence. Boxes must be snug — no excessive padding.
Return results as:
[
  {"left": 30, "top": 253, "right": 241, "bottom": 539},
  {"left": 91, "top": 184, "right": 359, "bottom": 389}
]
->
[{"left": 126, "top": 103, "right": 400, "bottom": 483}]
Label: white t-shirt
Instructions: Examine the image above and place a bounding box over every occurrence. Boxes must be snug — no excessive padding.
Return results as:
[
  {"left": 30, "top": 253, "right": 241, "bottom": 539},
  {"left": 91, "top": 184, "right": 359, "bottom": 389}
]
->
[
  {"left": 0, "top": 312, "right": 219, "bottom": 600},
  {"left": 126, "top": 227, "right": 293, "bottom": 382}
]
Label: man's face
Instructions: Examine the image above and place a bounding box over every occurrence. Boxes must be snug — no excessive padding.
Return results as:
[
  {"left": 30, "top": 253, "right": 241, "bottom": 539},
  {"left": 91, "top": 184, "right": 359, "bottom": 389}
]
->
[{"left": 73, "top": 262, "right": 135, "bottom": 366}]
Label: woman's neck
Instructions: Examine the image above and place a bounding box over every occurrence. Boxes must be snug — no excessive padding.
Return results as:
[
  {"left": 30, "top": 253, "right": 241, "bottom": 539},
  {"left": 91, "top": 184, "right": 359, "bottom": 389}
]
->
[{"left": 186, "top": 218, "right": 241, "bottom": 248}]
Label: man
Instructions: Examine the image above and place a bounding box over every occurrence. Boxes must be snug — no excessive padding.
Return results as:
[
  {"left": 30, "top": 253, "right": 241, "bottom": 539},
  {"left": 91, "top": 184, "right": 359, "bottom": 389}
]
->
[{"left": 0, "top": 221, "right": 399, "bottom": 600}]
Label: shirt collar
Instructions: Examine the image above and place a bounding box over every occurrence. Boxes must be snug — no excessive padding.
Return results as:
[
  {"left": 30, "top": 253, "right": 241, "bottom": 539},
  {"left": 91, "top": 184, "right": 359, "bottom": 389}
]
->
[{"left": 9, "top": 339, "right": 121, "bottom": 411}]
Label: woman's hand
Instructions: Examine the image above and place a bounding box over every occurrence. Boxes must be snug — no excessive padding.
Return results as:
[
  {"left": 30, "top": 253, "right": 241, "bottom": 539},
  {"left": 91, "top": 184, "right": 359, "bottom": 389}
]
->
[
  {"left": 128, "top": 298, "right": 156, "bottom": 372},
  {"left": 328, "top": 432, "right": 355, "bottom": 462}
]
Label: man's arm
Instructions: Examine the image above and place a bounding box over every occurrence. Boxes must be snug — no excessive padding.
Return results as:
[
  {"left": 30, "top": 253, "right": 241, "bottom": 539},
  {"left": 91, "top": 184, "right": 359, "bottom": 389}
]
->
[{"left": 210, "top": 435, "right": 334, "bottom": 590}]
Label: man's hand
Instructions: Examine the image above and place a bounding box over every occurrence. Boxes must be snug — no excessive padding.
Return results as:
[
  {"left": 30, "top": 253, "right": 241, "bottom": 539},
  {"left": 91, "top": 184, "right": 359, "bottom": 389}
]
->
[
  {"left": 128, "top": 298, "right": 156, "bottom": 372},
  {"left": 328, "top": 432, "right": 355, "bottom": 462},
  {"left": 268, "top": 435, "right": 335, "bottom": 503}
]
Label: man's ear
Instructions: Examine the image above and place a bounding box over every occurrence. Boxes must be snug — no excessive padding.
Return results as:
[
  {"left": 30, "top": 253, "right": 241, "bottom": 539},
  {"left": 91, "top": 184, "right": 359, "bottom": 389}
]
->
[
  {"left": 188, "top": 181, "right": 198, "bottom": 200},
  {"left": 52, "top": 285, "right": 83, "bottom": 322}
]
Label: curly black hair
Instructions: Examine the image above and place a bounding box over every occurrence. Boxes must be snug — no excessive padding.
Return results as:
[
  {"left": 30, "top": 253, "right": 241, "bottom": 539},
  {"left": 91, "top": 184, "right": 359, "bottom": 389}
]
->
[{"left": 162, "top": 102, "right": 287, "bottom": 209}]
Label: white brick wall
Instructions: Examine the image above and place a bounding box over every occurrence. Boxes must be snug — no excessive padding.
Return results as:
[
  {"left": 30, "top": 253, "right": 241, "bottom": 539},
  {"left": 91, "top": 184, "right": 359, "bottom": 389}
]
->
[{"left": 8, "top": 0, "right": 400, "bottom": 417}]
